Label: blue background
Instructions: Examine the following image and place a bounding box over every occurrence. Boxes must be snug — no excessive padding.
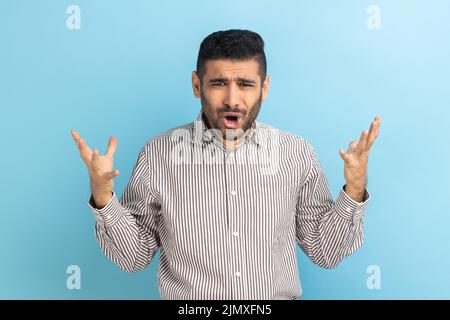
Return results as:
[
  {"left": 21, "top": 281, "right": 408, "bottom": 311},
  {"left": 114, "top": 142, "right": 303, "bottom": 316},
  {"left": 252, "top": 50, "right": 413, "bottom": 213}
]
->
[{"left": 1, "top": 0, "right": 449, "bottom": 299}]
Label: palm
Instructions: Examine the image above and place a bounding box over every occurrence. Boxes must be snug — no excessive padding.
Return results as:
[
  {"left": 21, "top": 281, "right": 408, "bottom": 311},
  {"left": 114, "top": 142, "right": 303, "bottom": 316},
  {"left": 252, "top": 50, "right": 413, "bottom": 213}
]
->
[
  {"left": 343, "top": 148, "right": 368, "bottom": 185},
  {"left": 89, "top": 150, "right": 114, "bottom": 174},
  {"left": 70, "top": 130, "right": 119, "bottom": 182}
]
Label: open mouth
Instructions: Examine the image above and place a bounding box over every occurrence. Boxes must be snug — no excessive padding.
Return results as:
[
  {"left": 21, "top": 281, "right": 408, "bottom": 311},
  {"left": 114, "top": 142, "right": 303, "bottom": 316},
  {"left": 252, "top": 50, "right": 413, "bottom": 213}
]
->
[{"left": 222, "top": 113, "right": 243, "bottom": 129}]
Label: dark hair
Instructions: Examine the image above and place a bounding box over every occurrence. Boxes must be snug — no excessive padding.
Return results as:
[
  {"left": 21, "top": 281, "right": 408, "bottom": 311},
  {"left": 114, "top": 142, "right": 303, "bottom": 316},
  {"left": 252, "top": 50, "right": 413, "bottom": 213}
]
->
[{"left": 196, "top": 29, "right": 267, "bottom": 84}]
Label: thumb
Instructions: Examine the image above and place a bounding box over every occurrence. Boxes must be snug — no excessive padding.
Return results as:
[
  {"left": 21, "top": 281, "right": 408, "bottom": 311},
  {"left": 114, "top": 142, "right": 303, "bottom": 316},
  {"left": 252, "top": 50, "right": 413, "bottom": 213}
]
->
[
  {"left": 106, "top": 136, "right": 118, "bottom": 157},
  {"left": 104, "top": 169, "right": 120, "bottom": 180},
  {"left": 339, "top": 149, "right": 348, "bottom": 161}
]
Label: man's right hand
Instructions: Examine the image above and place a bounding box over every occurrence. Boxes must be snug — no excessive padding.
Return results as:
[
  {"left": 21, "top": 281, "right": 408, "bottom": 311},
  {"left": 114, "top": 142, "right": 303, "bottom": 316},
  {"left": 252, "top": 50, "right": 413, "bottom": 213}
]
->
[{"left": 70, "top": 130, "right": 120, "bottom": 209}]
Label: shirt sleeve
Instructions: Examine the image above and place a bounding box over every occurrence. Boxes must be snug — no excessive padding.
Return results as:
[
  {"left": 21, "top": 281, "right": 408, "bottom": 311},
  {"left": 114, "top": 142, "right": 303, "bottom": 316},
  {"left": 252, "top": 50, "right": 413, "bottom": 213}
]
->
[
  {"left": 87, "top": 145, "right": 161, "bottom": 273},
  {"left": 295, "top": 141, "right": 371, "bottom": 269}
]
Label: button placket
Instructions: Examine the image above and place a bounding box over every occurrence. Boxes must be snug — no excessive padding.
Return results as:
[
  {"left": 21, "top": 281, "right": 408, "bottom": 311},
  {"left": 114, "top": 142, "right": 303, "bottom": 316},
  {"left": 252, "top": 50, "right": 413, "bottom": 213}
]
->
[{"left": 225, "top": 151, "right": 244, "bottom": 299}]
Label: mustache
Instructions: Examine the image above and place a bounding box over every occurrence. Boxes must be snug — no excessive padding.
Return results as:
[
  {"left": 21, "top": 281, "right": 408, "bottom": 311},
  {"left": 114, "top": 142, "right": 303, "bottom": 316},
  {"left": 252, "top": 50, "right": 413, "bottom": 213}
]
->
[{"left": 217, "top": 107, "right": 247, "bottom": 116}]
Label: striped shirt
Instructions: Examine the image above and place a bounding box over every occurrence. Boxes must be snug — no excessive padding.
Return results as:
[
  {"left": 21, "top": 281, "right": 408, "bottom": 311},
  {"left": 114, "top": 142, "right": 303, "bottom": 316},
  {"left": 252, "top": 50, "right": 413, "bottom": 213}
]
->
[{"left": 88, "top": 110, "right": 370, "bottom": 300}]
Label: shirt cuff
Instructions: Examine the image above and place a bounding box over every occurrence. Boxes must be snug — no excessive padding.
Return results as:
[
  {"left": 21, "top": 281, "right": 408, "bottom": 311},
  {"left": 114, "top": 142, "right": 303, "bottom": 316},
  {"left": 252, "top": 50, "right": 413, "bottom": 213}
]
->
[
  {"left": 87, "top": 191, "right": 123, "bottom": 228},
  {"left": 335, "top": 186, "right": 371, "bottom": 223}
]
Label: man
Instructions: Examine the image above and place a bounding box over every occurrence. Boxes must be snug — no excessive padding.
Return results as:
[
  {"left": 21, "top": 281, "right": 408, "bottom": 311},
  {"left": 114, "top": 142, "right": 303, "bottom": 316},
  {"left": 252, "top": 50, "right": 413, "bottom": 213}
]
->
[{"left": 70, "top": 29, "right": 380, "bottom": 300}]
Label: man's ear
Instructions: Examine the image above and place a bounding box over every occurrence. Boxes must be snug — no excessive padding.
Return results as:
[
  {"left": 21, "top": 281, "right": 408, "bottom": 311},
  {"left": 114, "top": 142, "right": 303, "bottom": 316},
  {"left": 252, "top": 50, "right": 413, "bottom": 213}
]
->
[
  {"left": 192, "top": 71, "right": 201, "bottom": 99},
  {"left": 261, "top": 74, "right": 270, "bottom": 101}
]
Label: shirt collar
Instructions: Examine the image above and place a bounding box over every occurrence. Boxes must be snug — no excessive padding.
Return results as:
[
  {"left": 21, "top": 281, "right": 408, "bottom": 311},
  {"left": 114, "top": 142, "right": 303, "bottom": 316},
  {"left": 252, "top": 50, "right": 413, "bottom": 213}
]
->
[{"left": 195, "top": 110, "right": 261, "bottom": 147}]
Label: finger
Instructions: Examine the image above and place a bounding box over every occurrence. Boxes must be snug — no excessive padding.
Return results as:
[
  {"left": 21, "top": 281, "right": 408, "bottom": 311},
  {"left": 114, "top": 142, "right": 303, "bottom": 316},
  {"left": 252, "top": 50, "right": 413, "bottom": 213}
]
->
[
  {"left": 348, "top": 140, "right": 358, "bottom": 149},
  {"left": 91, "top": 148, "right": 100, "bottom": 163},
  {"left": 71, "top": 130, "right": 83, "bottom": 149},
  {"left": 77, "top": 138, "right": 90, "bottom": 151},
  {"left": 106, "top": 136, "right": 118, "bottom": 157},
  {"left": 78, "top": 138, "right": 93, "bottom": 161},
  {"left": 357, "top": 130, "right": 369, "bottom": 151},
  {"left": 71, "top": 132, "right": 93, "bottom": 166},
  {"left": 71, "top": 130, "right": 91, "bottom": 153},
  {"left": 339, "top": 148, "right": 349, "bottom": 161},
  {"left": 70, "top": 130, "right": 80, "bottom": 143},
  {"left": 366, "top": 116, "right": 381, "bottom": 149}
]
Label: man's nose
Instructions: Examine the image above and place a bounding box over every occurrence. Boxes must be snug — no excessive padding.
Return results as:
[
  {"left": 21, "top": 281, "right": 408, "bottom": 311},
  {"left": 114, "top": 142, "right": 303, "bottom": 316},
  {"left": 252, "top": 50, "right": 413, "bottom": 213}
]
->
[{"left": 223, "top": 83, "right": 241, "bottom": 108}]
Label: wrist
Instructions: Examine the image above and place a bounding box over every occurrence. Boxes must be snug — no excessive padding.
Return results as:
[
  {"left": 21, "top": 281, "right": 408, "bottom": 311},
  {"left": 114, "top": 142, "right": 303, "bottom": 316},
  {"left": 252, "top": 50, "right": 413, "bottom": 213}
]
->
[
  {"left": 92, "top": 191, "right": 113, "bottom": 209},
  {"left": 344, "top": 184, "right": 366, "bottom": 203}
]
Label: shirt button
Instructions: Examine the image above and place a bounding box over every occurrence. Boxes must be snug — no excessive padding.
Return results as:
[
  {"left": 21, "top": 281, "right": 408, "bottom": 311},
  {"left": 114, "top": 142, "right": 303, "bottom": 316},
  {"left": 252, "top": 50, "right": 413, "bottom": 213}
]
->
[
  {"left": 233, "top": 231, "right": 239, "bottom": 237},
  {"left": 231, "top": 190, "right": 237, "bottom": 196},
  {"left": 345, "top": 207, "right": 352, "bottom": 213},
  {"left": 106, "top": 214, "right": 112, "bottom": 219},
  {"left": 235, "top": 272, "right": 241, "bottom": 277}
]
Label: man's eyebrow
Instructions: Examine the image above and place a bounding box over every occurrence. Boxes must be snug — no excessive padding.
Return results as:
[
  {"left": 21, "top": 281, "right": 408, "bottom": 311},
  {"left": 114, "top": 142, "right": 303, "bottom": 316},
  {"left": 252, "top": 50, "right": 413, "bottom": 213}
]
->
[
  {"left": 237, "top": 77, "right": 256, "bottom": 84},
  {"left": 208, "top": 77, "right": 257, "bottom": 84},
  {"left": 208, "top": 77, "right": 228, "bottom": 83}
]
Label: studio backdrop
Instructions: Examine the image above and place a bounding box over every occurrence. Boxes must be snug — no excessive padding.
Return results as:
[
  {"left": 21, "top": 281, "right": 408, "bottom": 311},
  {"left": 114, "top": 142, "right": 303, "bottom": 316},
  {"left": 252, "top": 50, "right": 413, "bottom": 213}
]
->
[{"left": 1, "top": 0, "right": 449, "bottom": 299}]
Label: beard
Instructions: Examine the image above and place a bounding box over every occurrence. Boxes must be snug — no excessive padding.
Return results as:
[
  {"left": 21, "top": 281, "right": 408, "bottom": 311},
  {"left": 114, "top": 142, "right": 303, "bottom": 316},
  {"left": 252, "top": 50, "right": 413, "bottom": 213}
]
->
[{"left": 200, "top": 91, "right": 263, "bottom": 141}]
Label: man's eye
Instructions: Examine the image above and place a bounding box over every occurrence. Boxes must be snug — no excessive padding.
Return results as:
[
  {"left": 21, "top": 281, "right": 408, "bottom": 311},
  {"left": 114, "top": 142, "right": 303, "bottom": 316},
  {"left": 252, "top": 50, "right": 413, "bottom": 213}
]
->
[
  {"left": 212, "top": 82, "right": 225, "bottom": 86},
  {"left": 239, "top": 83, "right": 252, "bottom": 87}
]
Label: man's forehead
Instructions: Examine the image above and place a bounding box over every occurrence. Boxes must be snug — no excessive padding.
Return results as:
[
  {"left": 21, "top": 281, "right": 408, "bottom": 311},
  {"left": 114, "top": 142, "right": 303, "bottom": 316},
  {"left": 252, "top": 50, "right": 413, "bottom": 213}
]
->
[{"left": 205, "top": 59, "right": 260, "bottom": 80}]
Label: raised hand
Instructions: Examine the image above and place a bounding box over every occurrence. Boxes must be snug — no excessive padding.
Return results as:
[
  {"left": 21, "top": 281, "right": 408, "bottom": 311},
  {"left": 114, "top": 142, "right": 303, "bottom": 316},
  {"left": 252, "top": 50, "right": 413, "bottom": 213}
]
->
[
  {"left": 70, "top": 130, "right": 120, "bottom": 208},
  {"left": 338, "top": 116, "right": 381, "bottom": 202}
]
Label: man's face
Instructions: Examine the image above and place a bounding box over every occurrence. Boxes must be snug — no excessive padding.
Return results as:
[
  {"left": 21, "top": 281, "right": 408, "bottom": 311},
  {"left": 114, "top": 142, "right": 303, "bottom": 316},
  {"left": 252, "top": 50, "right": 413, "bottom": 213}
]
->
[{"left": 192, "top": 59, "right": 270, "bottom": 140}]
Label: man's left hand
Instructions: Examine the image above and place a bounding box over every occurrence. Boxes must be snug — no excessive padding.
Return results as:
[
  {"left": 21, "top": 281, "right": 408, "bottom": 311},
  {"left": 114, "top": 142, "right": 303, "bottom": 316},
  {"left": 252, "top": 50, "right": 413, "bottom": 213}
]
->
[{"left": 339, "top": 116, "right": 381, "bottom": 202}]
